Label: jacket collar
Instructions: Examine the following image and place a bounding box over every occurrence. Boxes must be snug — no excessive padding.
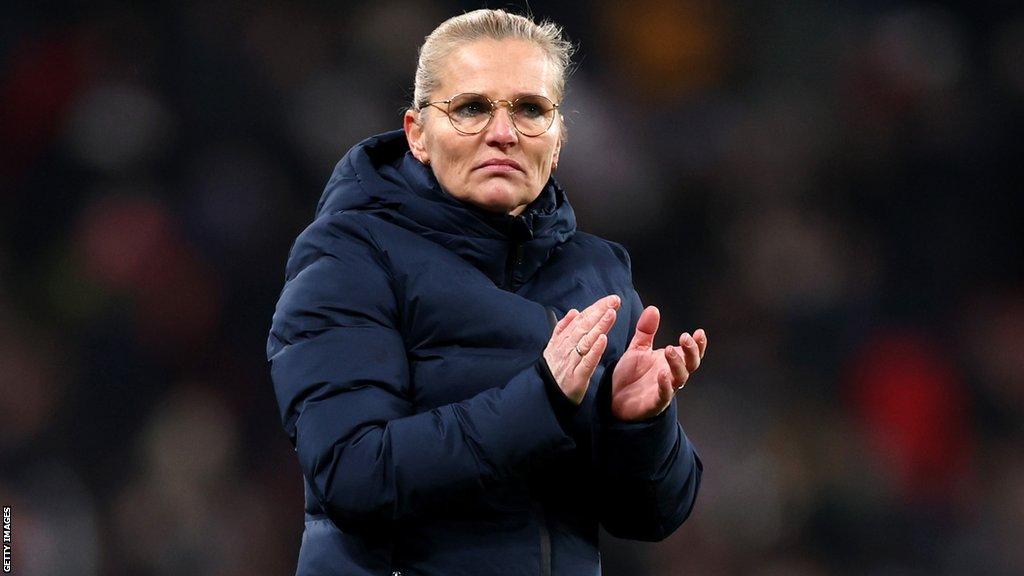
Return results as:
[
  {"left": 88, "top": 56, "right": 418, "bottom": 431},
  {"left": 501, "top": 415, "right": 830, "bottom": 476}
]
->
[{"left": 315, "top": 130, "right": 576, "bottom": 289}]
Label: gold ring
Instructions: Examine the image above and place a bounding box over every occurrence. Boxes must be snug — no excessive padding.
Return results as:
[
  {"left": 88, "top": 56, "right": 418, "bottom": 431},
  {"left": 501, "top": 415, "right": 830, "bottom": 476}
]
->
[{"left": 574, "top": 343, "right": 585, "bottom": 356}]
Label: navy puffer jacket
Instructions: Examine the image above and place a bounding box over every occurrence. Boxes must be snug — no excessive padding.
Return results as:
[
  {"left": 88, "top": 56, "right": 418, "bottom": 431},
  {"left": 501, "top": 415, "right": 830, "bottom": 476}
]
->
[{"left": 268, "top": 130, "right": 702, "bottom": 575}]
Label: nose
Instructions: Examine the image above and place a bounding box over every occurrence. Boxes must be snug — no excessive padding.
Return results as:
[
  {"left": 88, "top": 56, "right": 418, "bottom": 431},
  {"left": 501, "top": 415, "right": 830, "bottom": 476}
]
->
[{"left": 484, "top": 102, "right": 517, "bottom": 147}]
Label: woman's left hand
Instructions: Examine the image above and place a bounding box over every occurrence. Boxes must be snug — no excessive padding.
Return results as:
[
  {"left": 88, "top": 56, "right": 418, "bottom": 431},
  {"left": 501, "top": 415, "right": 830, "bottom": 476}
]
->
[{"left": 611, "top": 305, "right": 707, "bottom": 421}]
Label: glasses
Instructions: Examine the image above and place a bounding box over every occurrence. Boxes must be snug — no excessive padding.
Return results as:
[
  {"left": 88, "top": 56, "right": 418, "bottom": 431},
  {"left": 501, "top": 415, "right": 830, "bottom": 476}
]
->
[{"left": 420, "top": 93, "right": 560, "bottom": 137}]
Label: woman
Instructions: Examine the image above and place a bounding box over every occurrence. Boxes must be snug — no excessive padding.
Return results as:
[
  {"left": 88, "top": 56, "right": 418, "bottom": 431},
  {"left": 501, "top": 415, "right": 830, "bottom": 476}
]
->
[{"left": 268, "top": 9, "right": 707, "bottom": 575}]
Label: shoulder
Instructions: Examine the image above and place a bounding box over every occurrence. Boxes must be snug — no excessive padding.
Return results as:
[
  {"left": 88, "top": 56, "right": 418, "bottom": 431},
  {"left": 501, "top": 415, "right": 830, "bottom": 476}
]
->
[
  {"left": 285, "top": 211, "right": 389, "bottom": 280},
  {"left": 271, "top": 211, "right": 399, "bottom": 353},
  {"left": 564, "top": 231, "right": 634, "bottom": 273}
]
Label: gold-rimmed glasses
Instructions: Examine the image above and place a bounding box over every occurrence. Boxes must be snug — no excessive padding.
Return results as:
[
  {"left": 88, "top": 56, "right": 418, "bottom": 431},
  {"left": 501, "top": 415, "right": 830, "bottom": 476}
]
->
[{"left": 420, "top": 93, "right": 560, "bottom": 137}]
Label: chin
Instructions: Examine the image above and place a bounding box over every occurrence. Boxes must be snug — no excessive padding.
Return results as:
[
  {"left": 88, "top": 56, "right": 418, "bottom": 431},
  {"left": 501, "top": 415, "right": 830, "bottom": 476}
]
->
[{"left": 472, "top": 185, "right": 529, "bottom": 214}]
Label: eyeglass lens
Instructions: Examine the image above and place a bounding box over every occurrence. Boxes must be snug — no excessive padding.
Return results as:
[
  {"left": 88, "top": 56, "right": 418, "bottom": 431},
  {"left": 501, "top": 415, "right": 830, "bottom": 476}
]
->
[{"left": 446, "top": 93, "right": 555, "bottom": 136}]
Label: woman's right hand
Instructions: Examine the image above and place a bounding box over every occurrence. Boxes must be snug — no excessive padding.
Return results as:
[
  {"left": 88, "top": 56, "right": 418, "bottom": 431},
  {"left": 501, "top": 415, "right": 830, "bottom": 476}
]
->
[{"left": 543, "top": 295, "right": 621, "bottom": 404}]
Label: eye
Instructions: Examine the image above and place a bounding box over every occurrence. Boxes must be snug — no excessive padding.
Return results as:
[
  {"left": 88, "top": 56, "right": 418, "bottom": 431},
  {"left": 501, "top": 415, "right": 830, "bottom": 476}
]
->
[
  {"left": 514, "top": 97, "right": 550, "bottom": 119},
  {"left": 516, "top": 103, "right": 541, "bottom": 118},
  {"left": 451, "top": 96, "right": 490, "bottom": 118}
]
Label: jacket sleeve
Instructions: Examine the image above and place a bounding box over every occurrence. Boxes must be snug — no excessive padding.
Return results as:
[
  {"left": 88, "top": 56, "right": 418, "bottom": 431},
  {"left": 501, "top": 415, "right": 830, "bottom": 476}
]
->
[
  {"left": 593, "top": 262, "right": 703, "bottom": 541},
  {"left": 267, "top": 217, "right": 575, "bottom": 532}
]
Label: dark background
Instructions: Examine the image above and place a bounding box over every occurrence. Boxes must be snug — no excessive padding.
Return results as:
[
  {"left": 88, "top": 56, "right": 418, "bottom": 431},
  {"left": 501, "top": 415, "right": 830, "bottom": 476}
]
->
[{"left": 1, "top": 1, "right": 1022, "bottom": 574}]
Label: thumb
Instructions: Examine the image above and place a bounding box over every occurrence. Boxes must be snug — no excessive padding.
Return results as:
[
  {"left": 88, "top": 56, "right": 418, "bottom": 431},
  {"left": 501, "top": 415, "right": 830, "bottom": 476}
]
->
[{"left": 628, "top": 306, "right": 660, "bottom": 350}]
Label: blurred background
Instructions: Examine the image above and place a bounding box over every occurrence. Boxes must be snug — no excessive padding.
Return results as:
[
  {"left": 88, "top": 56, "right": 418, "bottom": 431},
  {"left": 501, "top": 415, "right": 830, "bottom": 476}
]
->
[{"left": 1, "top": 1, "right": 1021, "bottom": 574}]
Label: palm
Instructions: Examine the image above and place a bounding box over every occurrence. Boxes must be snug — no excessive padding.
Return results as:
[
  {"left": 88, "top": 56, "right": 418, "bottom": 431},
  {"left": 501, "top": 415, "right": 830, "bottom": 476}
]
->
[
  {"left": 609, "top": 305, "right": 707, "bottom": 422},
  {"left": 611, "top": 348, "right": 670, "bottom": 420}
]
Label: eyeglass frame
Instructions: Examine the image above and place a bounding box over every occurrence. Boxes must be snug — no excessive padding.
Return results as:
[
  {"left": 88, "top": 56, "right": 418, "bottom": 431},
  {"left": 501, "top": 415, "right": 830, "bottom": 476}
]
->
[{"left": 417, "top": 92, "right": 561, "bottom": 137}]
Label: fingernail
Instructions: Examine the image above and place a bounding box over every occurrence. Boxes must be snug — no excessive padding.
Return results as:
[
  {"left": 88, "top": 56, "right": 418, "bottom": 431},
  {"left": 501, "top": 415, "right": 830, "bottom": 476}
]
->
[{"left": 666, "top": 346, "right": 677, "bottom": 357}]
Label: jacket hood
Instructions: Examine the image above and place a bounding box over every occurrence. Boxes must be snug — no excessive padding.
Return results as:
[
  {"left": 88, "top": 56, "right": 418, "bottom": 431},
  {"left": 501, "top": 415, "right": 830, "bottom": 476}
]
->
[{"left": 315, "top": 130, "right": 577, "bottom": 288}]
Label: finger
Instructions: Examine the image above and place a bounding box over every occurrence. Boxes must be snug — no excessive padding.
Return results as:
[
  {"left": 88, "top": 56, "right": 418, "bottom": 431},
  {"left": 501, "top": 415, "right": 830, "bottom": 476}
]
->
[
  {"left": 573, "top": 333, "right": 608, "bottom": 381},
  {"left": 678, "top": 332, "right": 701, "bottom": 373},
  {"left": 565, "top": 295, "right": 621, "bottom": 349},
  {"left": 657, "top": 369, "right": 675, "bottom": 406},
  {"left": 665, "top": 346, "right": 690, "bottom": 388},
  {"left": 693, "top": 328, "right": 708, "bottom": 359},
  {"left": 576, "top": 295, "right": 620, "bottom": 327},
  {"left": 575, "top": 307, "right": 617, "bottom": 357},
  {"left": 603, "top": 294, "right": 622, "bottom": 311},
  {"left": 628, "top": 305, "right": 660, "bottom": 350},
  {"left": 553, "top": 309, "right": 579, "bottom": 336}
]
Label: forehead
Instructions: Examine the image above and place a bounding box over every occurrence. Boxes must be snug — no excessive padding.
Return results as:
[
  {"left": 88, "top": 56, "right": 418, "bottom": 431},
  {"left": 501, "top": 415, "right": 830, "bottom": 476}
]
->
[{"left": 436, "top": 39, "right": 556, "bottom": 99}]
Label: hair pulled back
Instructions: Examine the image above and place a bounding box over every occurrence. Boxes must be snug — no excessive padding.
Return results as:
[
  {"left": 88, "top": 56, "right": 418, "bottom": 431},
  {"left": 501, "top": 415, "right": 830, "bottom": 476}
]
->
[{"left": 411, "top": 9, "right": 574, "bottom": 111}]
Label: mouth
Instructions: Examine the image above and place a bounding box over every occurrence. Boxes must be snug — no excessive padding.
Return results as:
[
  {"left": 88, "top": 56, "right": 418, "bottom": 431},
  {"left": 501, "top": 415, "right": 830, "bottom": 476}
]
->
[{"left": 475, "top": 158, "right": 525, "bottom": 173}]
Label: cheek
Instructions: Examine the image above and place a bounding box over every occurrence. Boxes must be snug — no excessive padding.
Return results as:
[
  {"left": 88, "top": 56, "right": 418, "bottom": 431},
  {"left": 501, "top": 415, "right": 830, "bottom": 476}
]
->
[
  {"left": 533, "top": 144, "right": 558, "bottom": 174},
  {"left": 431, "top": 140, "right": 475, "bottom": 190},
  {"left": 430, "top": 133, "right": 462, "bottom": 165},
  {"left": 440, "top": 148, "right": 470, "bottom": 179}
]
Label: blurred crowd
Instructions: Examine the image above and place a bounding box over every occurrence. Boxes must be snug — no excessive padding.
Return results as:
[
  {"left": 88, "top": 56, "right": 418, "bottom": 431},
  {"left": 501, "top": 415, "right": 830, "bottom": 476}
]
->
[{"left": 1, "top": 1, "right": 1021, "bottom": 575}]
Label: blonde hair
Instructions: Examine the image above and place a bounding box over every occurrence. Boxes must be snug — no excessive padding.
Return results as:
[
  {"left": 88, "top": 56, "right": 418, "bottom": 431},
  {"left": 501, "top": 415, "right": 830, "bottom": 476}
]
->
[{"left": 411, "top": 9, "right": 574, "bottom": 111}]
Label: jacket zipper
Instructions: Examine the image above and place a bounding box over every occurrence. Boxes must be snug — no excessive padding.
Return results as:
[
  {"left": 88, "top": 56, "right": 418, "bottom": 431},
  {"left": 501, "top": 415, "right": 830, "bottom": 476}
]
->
[
  {"left": 505, "top": 242, "right": 524, "bottom": 290},
  {"left": 533, "top": 502, "right": 552, "bottom": 576}
]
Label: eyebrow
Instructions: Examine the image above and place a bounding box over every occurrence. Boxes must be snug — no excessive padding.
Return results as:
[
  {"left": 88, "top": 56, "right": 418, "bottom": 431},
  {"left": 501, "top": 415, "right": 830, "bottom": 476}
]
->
[{"left": 459, "top": 91, "right": 550, "bottom": 100}]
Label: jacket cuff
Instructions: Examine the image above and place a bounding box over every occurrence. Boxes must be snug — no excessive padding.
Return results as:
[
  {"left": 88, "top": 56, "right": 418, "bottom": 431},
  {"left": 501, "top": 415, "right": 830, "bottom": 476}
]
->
[
  {"left": 596, "top": 360, "right": 681, "bottom": 476},
  {"left": 538, "top": 356, "right": 581, "bottom": 434}
]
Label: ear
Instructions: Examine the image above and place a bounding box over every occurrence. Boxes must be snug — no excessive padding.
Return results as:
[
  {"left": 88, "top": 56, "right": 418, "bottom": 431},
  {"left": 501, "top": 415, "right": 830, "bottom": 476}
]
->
[
  {"left": 551, "top": 131, "right": 562, "bottom": 171},
  {"left": 404, "top": 110, "right": 430, "bottom": 164}
]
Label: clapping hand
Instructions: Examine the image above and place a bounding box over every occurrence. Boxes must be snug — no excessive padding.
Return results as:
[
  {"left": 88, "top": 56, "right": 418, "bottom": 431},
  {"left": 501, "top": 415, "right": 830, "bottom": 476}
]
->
[
  {"left": 611, "top": 306, "right": 707, "bottom": 421},
  {"left": 543, "top": 295, "right": 621, "bottom": 405}
]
